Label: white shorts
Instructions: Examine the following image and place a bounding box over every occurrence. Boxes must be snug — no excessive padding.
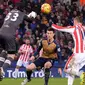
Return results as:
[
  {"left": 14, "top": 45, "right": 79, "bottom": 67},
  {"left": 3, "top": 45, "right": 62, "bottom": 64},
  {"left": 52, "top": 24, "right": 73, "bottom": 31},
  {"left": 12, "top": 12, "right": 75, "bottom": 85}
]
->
[
  {"left": 16, "top": 59, "right": 30, "bottom": 67},
  {"left": 65, "top": 53, "right": 85, "bottom": 71}
]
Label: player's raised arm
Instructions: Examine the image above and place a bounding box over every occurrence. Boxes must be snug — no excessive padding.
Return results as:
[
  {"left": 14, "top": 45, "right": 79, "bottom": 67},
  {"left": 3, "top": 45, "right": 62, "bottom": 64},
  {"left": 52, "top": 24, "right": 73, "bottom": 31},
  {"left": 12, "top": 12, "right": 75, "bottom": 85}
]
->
[
  {"left": 29, "top": 41, "right": 42, "bottom": 61},
  {"left": 33, "top": 41, "right": 42, "bottom": 57},
  {"left": 52, "top": 24, "right": 75, "bottom": 33}
]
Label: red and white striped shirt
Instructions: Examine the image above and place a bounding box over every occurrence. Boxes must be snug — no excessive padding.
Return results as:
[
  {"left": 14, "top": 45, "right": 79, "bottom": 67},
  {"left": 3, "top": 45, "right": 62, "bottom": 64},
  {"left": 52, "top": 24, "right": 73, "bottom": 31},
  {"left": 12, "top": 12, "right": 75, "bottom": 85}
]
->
[
  {"left": 52, "top": 24, "right": 85, "bottom": 53},
  {"left": 18, "top": 44, "right": 33, "bottom": 62}
]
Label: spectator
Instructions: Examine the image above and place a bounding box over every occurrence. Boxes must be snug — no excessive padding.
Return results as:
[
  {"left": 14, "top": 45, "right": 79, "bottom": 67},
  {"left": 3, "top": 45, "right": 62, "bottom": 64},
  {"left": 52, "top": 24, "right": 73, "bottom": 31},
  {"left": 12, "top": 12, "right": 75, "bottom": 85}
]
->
[{"left": 30, "top": 20, "right": 37, "bottom": 37}]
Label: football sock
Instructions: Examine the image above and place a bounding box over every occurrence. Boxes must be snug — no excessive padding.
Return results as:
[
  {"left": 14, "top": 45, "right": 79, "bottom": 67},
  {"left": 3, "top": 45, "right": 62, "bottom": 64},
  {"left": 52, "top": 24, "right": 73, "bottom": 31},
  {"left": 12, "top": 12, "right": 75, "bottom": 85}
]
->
[
  {"left": 26, "top": 70, "right": 32, "bottom": 80},
  {"left": 44, "top": 68, "right": 50, "bottom": 85},
  {"left": 68, "top": 74, "right": 75, "bottom": 85}
]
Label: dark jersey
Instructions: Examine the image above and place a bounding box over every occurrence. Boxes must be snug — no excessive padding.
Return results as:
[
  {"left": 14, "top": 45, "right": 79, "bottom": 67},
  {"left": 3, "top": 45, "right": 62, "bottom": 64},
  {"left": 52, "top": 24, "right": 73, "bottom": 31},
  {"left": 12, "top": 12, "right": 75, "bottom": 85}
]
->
[
  {"left": 33, "top": 39, "right": 62, "bottom": 63},
  {"left": 0, "top": 9, "right": 25, "bottom": 36}
]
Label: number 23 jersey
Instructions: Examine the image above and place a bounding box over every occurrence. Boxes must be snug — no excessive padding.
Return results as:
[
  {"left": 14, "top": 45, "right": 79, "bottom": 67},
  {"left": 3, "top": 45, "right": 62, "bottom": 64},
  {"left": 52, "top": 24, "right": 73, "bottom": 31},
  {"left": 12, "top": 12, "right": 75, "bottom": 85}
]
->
[{"left": 0, "top": 9, "right": 25, "bottom": 36}]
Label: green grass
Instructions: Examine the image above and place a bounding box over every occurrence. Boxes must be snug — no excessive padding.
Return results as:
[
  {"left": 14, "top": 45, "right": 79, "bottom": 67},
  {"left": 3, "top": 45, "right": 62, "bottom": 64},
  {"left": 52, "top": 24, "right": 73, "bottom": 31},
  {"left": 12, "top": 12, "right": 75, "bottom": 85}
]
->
[{"left": 0, "top": 78, "right": 80, "bottom": 85}]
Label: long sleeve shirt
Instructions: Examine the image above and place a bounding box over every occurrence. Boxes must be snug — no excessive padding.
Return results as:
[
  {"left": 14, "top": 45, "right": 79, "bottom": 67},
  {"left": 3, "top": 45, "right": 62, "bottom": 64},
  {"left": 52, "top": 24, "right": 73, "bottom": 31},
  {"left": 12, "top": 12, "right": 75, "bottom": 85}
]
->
[{"left": 52, "top": 24, "right": 85, "bottom": 53}]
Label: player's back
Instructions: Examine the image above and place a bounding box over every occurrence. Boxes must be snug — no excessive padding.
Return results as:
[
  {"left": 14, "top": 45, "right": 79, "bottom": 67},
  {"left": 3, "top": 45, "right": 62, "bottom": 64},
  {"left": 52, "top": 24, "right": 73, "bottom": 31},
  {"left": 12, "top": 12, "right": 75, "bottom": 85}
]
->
[{"left": 0, "top": 9, "right": 25, "bottom": 36}]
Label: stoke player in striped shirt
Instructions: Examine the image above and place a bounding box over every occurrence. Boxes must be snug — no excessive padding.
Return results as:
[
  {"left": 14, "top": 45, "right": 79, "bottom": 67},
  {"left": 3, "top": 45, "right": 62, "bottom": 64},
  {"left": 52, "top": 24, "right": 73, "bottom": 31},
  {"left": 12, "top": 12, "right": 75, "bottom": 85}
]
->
[
  {"left": 14, "top": 37, "right": 33, "bottom": 80},
  {"left": 52, "top": 16, "right": 85, "bottom": 85}
]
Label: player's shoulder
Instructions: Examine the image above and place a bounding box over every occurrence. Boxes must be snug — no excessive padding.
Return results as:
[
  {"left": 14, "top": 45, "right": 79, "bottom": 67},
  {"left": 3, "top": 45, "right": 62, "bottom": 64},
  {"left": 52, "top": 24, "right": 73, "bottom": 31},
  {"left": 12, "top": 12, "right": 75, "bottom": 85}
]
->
[
  {"left": 53, "top": 40, "right": 60, "bottom": 47},
  {"left": 42, "top": 38, "right": 47, "bottom": 43},
  {"left": 53, "top": 40, "right": 57, "bottom": 44},
  {"left": 11, "top": 9, "right": 24, "bottom": 14},
  {"left": 11, "top": 9, "right": 19, "bottom": 13},
  {"left": 30, "top": 45, "right": 33, "bottom": 48},
  {"left": 42, "top": 37, "right": 47, "bottom": 41}
]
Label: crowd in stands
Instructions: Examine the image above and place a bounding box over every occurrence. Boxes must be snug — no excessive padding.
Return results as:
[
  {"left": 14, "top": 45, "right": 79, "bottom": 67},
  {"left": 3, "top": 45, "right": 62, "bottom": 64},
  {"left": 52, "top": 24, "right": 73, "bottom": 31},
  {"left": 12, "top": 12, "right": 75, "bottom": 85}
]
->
[{"left": 0, "top": 0, "right": 85, "bottom": 62}]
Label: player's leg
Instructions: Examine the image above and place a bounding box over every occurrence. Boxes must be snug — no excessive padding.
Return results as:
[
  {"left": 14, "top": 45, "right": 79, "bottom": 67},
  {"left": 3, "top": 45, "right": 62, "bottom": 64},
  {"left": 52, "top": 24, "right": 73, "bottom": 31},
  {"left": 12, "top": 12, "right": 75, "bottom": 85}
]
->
[
  {"left": 2, "top": 54, "right": 15, "bottom": 74},
  {"left": 23, "top": 61, "right": 32, "bottom": 82},
  {"left": 26, "top": 70, "right": 32, "bottom": 81},
  {"left": 64, "top": 54, "right": 85, "bottom": 85},
  {"left": 44, "top": 61, "right": 52, "bottom": 85},
  {"left": 0, "top": 50, "right": 7, "bottom": 67},
  {"left": 14, "top": 66, "right": 20, "bottom": 78},
  {"left": 65, "top": 62, "right": 85, "bottom": 85},
  {"left": 67, "top": 74, "right": 75, "bottom": 85},
  {"left": 21, "top": 60, "right": 37, "bottom": 85},
  {"left": 14, "top": 59, "right": 22, "bottom": 78},
  {"left": 0, "top": 35, "right": 8, "bottom": 80},
  {"left": 64, "top": 55, "right": 76, "bottom": 85},
  {"left": 25, "top": 61, "right": 32, "bottom": 81},
  {"left": 0, "top": 36, "right": 16, "bottom": 77},
  {"left": 64, "top": 54, "right": 82, "bottom": 76},
  {"left": 21, "top": 58, "right": 38, "bottom": 85},
  {"left": 23, "top": 57, "right": 45, "bottom": 85},
  {"left": 21, "top": 70, "right": 32, "bottom": 85},
  {"left": 21, "top": 63, "right": 36, "bottom": 85},
  {"left": 21, "top": 69, "right": 32, "bottom": 85},
  {"left": 64, "top": 54, "right": 75, "bottom": 74},
  {"left": 26, "top": 57, "right": 46, "bottom": 70},
  {"left": 0, "top": 35, "right": 7, "bottom": 67},
  {"left": 0, "top": 50, "right": 7, "bottom": 81},
  {"left": 68, "top": 66, "right": 85, "bottom": 85},
  {"left": 65, "top": 53, "right": 85, "bottom": 75}
]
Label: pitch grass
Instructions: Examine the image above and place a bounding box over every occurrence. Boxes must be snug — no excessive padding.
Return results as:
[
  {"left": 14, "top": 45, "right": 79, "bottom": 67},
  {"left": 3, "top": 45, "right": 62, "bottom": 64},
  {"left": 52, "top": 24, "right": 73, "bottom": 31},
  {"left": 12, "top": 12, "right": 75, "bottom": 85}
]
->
[{"left": 0, "top": 78, "right": 80, "bottom": 85}]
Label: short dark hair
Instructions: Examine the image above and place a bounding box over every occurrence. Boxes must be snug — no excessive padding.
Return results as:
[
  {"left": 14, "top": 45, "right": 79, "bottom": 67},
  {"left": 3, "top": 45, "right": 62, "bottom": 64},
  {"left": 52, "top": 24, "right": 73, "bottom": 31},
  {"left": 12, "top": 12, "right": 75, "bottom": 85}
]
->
[
  {"left": 47, "top": 27, "right": 55, "bottom": 33},
  {"left": 23, "top": 36, "right": 30, "bottom": 40},
  {"left": 14, "top": 2, "right": 24, "bottom": 12}
]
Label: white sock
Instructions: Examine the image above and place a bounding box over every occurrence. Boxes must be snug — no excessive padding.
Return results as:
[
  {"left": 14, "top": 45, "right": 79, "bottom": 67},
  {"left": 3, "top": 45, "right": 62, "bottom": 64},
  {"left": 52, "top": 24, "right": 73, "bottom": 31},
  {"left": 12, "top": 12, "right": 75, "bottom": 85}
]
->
[
  {"left": 68, "top": 74, "right": 75, "bottom": 85},
  {"left": 14, "top": 68, "right": 19, "bottom": 78}
]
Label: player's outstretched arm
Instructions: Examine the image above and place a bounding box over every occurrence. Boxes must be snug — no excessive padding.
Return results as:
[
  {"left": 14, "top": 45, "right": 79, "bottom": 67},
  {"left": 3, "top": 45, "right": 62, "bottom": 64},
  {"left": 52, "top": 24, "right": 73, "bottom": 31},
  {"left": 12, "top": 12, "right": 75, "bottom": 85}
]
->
[{"left": 52, "top": 24, "right": 75, "bottom": 33}]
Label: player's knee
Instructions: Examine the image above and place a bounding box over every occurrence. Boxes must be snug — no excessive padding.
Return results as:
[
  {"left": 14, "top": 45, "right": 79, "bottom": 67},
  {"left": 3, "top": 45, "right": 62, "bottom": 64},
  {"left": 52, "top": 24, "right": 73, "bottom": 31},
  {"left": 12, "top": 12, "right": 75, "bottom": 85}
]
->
[
  {"left": 44, "top": 62, "right": 52, "bottom": 68},
  {"left": 26, "top": 63, "right": 36, "bottom": 71},
  {"left": 0, "top": 50, "right": 7, "bottom": 62},
  {"left": 4, "top": 57, "right": 13, "bottom": 65},
  {"left": 8, "top": 54, "right": 16, "bottom": 60},
  {"left": 16, "top": 66, "right": 20, "bottom": 69},
  {"left": 64, "top": 68, "right": 67, "bottom": 73},
  {"left": 1, "top": 50, "right": 7, "bottom": 58}
]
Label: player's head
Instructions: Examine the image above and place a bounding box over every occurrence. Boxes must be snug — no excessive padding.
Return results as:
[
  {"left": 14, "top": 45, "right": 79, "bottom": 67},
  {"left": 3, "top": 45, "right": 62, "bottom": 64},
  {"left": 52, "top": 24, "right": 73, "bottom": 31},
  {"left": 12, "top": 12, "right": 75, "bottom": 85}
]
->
[
  {"left": 46, "top": 27, "right": 55, "bottom": 39},
  {"left": 14, "top": 2, "right": 24, "bottom": 12},
  {"left": 73, "top": 16, "right": 82, "bottom": 25},
  {"left": 23, "top": 37, "right": 30, "bottom": 45}
]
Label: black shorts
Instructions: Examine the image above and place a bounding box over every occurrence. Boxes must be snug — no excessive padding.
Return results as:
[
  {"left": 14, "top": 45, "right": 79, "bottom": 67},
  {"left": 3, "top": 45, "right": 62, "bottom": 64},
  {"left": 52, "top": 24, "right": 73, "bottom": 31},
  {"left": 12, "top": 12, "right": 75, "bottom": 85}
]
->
[
  {"left": 34, "top": 57, "right": 55, "bottom": 68},
  {"left": 0, "top": 34, "right": 16, "bottom": 53}
]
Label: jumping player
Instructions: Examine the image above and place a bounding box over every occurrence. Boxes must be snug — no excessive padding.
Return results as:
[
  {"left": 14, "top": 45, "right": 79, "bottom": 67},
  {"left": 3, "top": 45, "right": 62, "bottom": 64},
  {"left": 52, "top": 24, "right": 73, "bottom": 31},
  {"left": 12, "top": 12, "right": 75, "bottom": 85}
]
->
[{"left": 0, "top": 3, "right": 37, "bottom": 81}]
